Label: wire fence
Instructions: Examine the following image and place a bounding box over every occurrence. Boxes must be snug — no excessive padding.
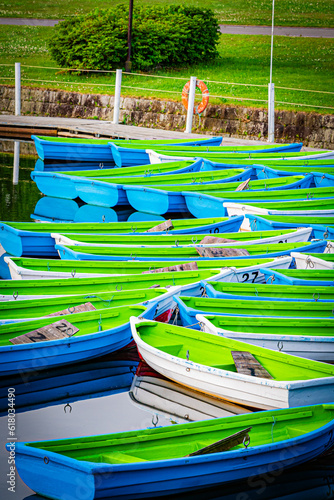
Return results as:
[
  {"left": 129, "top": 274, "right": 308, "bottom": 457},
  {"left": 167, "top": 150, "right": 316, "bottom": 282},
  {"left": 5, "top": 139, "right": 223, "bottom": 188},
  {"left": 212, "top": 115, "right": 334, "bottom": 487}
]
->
[{"left": 1, "top": 63, "right": 333, "bottom": 111}]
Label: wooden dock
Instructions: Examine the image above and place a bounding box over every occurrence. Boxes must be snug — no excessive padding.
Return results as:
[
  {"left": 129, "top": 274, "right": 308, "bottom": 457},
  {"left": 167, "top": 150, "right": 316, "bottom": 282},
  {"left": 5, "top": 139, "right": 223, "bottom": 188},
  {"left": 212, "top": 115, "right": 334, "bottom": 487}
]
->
[{"left": 0, "top": 114, "right": 274, "bottom": 146}]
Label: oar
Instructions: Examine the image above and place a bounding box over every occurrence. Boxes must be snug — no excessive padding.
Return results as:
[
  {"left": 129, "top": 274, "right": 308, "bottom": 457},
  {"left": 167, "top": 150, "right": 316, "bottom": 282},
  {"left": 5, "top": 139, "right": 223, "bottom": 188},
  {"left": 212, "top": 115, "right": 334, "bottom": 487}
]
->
[{"left": 184, "top": 426, "right": 252, "bottom": 457}]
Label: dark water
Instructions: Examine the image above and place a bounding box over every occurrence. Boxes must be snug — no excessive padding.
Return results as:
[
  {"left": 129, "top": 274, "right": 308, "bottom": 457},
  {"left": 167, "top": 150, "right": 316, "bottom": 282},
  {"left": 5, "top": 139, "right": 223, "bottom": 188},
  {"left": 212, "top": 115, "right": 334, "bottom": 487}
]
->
[
  {"left": 0, "top": 145, "right": 43, "bottom": 222},
  {"left": 1, "top": 142, "right": 334, "bottom": 500}
]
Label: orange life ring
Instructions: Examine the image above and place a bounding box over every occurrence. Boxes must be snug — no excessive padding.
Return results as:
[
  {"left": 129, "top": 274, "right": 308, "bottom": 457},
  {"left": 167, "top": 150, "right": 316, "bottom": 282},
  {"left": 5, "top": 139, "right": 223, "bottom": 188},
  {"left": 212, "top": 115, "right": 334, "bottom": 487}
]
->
[{"left": 182, "top": 79, "right": 209, "bottom": 114}]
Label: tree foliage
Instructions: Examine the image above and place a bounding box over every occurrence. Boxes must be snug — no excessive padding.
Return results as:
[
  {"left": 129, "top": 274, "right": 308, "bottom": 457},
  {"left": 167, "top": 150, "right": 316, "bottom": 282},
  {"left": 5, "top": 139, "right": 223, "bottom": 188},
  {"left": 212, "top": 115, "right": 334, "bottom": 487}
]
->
[{"left": 49, "top": 5, "right": 219, "bottom": 71}]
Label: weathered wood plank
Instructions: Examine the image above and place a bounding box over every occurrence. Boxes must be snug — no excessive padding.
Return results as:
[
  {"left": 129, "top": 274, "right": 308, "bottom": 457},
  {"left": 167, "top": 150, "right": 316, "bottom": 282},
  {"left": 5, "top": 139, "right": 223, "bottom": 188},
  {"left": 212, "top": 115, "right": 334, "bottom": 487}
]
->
[
  {"left": 142, "top": 262, "right": 198, "bottom": 274},
  {"left": 231, "top": 351, "right": 273, "bottom": 379},
  {"left": 46, "top": 302, "right": 96, "bottom": 317},
  {"left": 199, "top": 236, "right": 239, "bottom": 245},
  {"left": 185, "top": 426, "right": 252, "bottom": 457},
  {"left": 9, "top": 319, "right": 79, "bottom": 344},
  {"left": 196, "top": 247, "right": 250, "bottom": 257},
  {"left": 145, "top": 220, "right": 174, "bottom": 233}
]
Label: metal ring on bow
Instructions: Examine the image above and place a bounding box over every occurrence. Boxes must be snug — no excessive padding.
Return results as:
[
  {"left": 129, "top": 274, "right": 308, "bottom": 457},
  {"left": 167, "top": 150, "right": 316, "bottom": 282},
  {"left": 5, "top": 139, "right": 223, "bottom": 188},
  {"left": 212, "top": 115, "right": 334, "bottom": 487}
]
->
[
  {"left": 64, "top": 403, "right": 72, "bottom": 413},
  {"left": 313, "top": 292, "right": 320, "bottom": 302},
  {"left": 152, "top": 415, "right": 159, "bottom": 427},
  {"left": 115, "top": 285, "right": 123, "bottom": 291},
  {"left": 191, "top": 237, "right": 197, "bottom": 244},
  {"left": 243, "top": 435, "right": 250, "bottom": 449},
  {"left": 277, "top": 341, "right": 283, "bottom": 352},
  {"left": 71, "top": 270, "right": 76, "bottom": 278},
  {"left": 175, "top": 240, "right": 179, "bottom": 247},
  {"left": 13, "top": 291, "right": 18, "bottom": 300},
  {"left": 68, "top": 306, "right": 75, "bottom": 314}
]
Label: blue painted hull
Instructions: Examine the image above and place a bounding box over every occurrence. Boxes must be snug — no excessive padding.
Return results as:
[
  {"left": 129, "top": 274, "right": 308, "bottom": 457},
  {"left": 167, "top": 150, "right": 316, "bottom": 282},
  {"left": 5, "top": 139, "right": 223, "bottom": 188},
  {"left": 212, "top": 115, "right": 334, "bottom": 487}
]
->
[
  {"left": 55, "top": 240, "right": 328, "bottom": 262},
  {"left": 32, "top": 135, "right": 114, "bottom": 162},
  {"left": 313, "top": 172, "right": 334, "bottom": 187},
  {"left": 0, "top": 217, "right": 243, "bottom": 258},
  {"left": 31, "top": 171, "right": 79, "bottom": 199},
  {"left": 10, "top": 404, "right": 334, "bottom": 499},
  {"left": 260, "top": 268, "right": 334, "bottom": 287},
  {"left": 1, "top": 305, "right": 155, "bottom": 376},
  {"left": 246, "top": 214, "right": 334, "bottom": 240},
  {"left": 74, "top": 178, "right": 128, "bottom": 207},
  {"left": 110, "top": 137, "right": 223, "bottom": 167},
  {"left": 1, "top": 322, "right": 132, "bottom": 376}
]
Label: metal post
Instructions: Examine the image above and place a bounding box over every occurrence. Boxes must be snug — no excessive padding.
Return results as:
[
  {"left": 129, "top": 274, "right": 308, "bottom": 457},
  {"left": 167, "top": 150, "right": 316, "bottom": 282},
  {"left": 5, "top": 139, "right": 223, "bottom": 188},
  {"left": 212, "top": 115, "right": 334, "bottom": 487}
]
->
[
  {"left": 268, "top": 0, "right": 275, "bottom": 142},
  {"left": 268, "top": 83, "right": 275, "bottom": 142},
  {"left": 113, "top": 69, "right": 122, "bottom": 125},
  {"left": 13, "top": 141, "right": 20, "bottom": 185},
  {"left": 15, "top": 62, "right": 21, "bottom": 116},
  {"left": 185, "top": 76, "right": 197, "bottom": 134},
  {"left": 125, "top": 0, "right": 134, "bottom": 72}
]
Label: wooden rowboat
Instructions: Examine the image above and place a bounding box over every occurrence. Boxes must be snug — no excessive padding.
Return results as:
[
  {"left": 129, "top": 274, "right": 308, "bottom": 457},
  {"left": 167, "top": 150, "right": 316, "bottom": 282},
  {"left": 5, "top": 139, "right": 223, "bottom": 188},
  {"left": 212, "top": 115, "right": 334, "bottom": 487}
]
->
[{"left": 9, "top": 403, "right": 334, "bottom": 498}]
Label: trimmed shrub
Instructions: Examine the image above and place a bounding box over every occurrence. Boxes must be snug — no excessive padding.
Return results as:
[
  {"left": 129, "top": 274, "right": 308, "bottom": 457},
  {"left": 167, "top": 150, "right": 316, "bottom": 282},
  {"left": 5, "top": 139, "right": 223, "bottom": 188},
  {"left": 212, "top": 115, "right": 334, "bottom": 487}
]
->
[{"left": 49, "top": 5, "right": 219, "bottom": 71}]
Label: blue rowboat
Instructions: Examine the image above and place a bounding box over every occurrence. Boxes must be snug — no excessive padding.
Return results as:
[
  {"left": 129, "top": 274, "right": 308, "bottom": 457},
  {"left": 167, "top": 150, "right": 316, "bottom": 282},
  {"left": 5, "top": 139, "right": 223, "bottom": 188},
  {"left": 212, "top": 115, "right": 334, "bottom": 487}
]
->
[
  {"left": 9, "top": 404, "right": 334, "bottom": 499},
  {"left": 260, "top": 267, "right": 334, "bottom": 287},
  {"left": 0, "top": 217, "right": 243, "bottom": 258},
  {"left": 55, "top": 240, "right": 328, "bottom": 262},
  {"left": 246, "top": 214, "right": 334, "bottom": 240},
  {"left": 33, "top": 135, "right": 223, "bottom": 163},
  {"left": 124, "top": 175, "right": 314, "bottom": 216},
  {"left": 0, "top": 303, "right": 155, "bottom": 376},
  {"left": 111, "top": 139, "right": 225, "bottom": 167}
]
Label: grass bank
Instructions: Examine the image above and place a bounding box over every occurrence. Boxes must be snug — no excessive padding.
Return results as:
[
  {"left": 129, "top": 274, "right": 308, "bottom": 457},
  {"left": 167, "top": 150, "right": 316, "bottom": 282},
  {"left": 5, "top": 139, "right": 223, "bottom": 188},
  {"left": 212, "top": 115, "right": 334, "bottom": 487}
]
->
[
  {"left": 0, "top": 26, "right": 333, "bottom": 114},
  {"left": 1, "top": 0, "right": 333, "bottom": 27}
]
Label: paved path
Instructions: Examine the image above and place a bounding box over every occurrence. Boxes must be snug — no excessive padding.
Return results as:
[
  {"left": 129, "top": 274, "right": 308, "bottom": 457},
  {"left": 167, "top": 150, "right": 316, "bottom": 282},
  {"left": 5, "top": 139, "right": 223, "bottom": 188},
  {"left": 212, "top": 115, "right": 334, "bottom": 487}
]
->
[{"left": 1, "top": 18, "right": 334, "bottom": 38}]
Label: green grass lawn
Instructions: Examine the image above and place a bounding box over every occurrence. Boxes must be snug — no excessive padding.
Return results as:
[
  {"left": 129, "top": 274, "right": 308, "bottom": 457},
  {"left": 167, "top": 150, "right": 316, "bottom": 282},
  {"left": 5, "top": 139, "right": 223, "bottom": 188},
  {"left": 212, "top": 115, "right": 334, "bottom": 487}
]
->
[
  {"left": 1, "top": 0, "right": 333, "bottom": 27},
  {"left": 0, "top": 26, "right": 333, "bottom": 114}
]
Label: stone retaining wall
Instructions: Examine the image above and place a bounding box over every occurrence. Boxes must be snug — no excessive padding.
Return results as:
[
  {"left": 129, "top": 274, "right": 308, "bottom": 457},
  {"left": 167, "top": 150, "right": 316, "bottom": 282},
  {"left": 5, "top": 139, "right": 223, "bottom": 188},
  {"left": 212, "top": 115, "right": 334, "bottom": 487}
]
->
[{"left": 1, "top": 85, "right": 333, "bottom": 149}]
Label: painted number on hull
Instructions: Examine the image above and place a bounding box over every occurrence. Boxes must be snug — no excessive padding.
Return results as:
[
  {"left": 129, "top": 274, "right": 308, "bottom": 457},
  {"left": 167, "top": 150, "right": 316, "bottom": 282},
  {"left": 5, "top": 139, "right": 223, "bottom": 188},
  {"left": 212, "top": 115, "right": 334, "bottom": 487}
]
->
[{"left": 241, "top": 271, "right": 259, "bottom": 283}]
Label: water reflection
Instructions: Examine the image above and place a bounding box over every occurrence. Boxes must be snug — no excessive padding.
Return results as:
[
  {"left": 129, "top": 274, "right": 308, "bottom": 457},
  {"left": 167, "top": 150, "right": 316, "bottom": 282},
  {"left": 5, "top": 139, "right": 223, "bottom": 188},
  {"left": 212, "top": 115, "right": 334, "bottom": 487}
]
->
[{"left": 0, "top": 147, "right": 42, "bottom": 222}]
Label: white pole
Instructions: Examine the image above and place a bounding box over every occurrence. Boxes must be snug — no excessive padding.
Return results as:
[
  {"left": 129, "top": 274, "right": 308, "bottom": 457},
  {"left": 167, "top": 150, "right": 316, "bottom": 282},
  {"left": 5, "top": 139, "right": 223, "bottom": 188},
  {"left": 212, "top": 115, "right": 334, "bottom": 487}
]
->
[
  {"left": 13, "top": 141, "right": 20, "bottom": 185},
  {"left": 268, "top": 83, "right": 275, "bottom": 142},
  {"left": 15, "top": 62, "right": 21, "bottom": 116},
  {"left": 268, "top": 0, "right": 275, "bottom": 142},
  {"left": 185, "top": 76, "right": 197, "bottom": 134},
  {"left": 113, "top": 69, "right": 122, "bottom": 125}
]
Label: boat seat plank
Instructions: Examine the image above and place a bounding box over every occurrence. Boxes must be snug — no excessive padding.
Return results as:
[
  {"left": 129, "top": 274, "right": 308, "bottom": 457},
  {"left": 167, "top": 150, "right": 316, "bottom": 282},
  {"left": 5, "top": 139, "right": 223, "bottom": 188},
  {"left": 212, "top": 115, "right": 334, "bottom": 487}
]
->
[
  {"left": 231, "top": 351, "right": 274, "bottom": 379},
  {"left": 185, "top": 426, "right": 252, "bottom": 457}
]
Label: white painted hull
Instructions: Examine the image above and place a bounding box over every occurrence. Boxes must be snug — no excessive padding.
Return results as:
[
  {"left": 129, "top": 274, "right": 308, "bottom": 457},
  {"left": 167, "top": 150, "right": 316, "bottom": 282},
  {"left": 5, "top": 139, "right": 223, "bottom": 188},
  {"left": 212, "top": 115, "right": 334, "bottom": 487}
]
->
[
  {"left": 4, "top": 257, "right": 123, "bottom": 280},
  {"left": 198, "top": 315, "right": 334, "bottom": 362},
  {"left": 225, "top": 203, "right": 334, "bottom": 231},
  {"left": 131, "top": 317, "right": 334, "bottom": 410},
  {"left": 146, "top": 150, "right": 194, "bottom": 164},
  {"left": 52, "top": 227, "right": 312, "bottom": 248},
  {"left": 291, "top": 252, "right": 334, "bottom": 270}
]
